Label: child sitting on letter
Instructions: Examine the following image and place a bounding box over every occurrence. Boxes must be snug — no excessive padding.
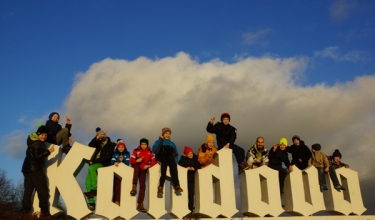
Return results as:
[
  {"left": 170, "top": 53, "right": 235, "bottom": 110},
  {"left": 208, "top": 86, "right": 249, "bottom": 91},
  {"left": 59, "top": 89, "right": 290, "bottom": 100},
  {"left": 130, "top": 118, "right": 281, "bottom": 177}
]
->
[
  {"left": 111, "top": 139, "right": 130, "bottom": 205},
  {"left": 152, "top": 127, "right": 183, "bottom": 196},
  {"left": 309, "top": 143, "right": 345, "bottom": 192},
  {"left": 130, "top": 138, "right": 156, "bottom": 212},
  {"left": 178, "top": 146, "right": 201, "bottom": 216},
  {"left": 197, "top": 134, "right": 218, "bottom": 168}
]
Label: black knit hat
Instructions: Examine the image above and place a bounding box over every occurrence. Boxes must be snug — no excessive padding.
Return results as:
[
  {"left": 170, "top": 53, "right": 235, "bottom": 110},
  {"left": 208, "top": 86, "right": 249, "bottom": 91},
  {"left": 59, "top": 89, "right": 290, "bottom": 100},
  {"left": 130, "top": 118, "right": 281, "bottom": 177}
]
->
[
  {"left": 48, "top": 112, "right": 59, "bottom": 120},
  {"left": 37, "top": 125, "right": 48, "bottom": 135},
  {"left": 140, "top": 138, "right": 149, "bottom": 145},
  {"left": 292, "top": 135, "right": 301, "bottom": 141},
  {"left": 220, "top": 112, "right": 230, "bottom": 121},
  {"left": 311, "top": 143, "right": 321, "bottom": 151},
  {"left": 332, "top": 149, "right": 342, "bottom": 158}
]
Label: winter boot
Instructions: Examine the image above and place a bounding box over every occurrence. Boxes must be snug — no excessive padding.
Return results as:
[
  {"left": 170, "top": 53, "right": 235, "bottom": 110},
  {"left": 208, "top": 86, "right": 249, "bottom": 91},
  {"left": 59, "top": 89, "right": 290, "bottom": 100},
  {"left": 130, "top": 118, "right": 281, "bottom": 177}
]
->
[
  {"left": 238, "top": 162, "right": 250, "bottom": 173},
  {"left": 157, "top": 186, "right": 164, "bottom": 195},
  {"left": 174, "top": 186, "right": 183, "bottom": 193},
  {"left": 88, "top": 203, "right": 96, "bottom": 211},
  {"left": 136, "top": 202, "right": 147, "bottom": 213},
  {"left": 62, "top": 144, "right": 72, "bottom": 154},
  {"left": 130, "top": 184, "right": 137, "bottom": 195}
]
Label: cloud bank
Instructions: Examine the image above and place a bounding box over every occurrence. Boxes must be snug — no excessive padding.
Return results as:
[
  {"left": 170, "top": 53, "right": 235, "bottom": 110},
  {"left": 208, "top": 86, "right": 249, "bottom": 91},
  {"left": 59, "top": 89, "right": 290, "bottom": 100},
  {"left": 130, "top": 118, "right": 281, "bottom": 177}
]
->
[
  {"left": 4, "top": 52, "right": 375, "bottom": 174},
  {"left": 3, "top": 52, "right": 375, "bottom": 213}
]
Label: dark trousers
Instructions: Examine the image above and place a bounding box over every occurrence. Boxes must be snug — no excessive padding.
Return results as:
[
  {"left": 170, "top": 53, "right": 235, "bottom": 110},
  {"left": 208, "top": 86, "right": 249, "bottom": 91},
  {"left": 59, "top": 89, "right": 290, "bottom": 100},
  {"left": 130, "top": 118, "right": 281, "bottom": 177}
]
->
[
  {"left": 328, "top": 166, "right": 340, "bottom": 186},
  {"left": 188, "top": 181, "right": 195, "bottom": 211},
  {"left": 159, "top": 157, "right": 180, "bottom": 187},
  {"left": 113, "top": 177, "right": 121, "bottom": 203},
  {"left": 22, "top": 171, "right": 50, "bottom": 212},
  {"left": 317, "top": 167, "right": 325, "bottom": 185},
  {"left": 132, "top": 164, "right": 147, "bottom": 203},
  {"left": 269, "top": 166, "right": 289, "bottom": 193},
  {"left": 219, "top": 144, "right": 245, "bottom": 165}
]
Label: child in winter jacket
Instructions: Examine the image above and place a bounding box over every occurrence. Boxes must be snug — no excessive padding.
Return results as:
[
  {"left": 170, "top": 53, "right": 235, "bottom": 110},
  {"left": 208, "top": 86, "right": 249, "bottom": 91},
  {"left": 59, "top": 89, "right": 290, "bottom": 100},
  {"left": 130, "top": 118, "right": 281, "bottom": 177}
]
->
[
  {"left": 329, "top": 149, "right": 349, "bottom": 169},
  {"left": 45, "top": 112, "right": 72, "bottom": 154},
  {"left": 308, "top": 143, "right": 345, "bottom": 192},
  {"left": 129, "top": 138, "right": 156, "bottom": 212},
  {"left": 111, "top": 139, "right": 130, "bottom": 205},
  {"left": 268, "top": 137, "right": 293, "bottom": 194},
  {"left": 197, "top": 134, "right": 218, "bottom": 168},
  {"left": 21, "top": 125, "right": 55, "bottom": 218},
  {"left": 178, "top": 146, "right": 201, "bottom": 216},
  {"left": 152, "top": 127, "right": 183, "bottom": 196}
]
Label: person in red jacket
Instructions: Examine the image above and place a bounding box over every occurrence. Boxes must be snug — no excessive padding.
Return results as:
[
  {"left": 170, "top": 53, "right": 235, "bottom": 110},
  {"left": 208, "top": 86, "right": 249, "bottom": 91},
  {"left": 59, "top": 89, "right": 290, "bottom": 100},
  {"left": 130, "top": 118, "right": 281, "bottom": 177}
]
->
[{"left": 129, "top": 138, "right": 156, "bottom": 212}]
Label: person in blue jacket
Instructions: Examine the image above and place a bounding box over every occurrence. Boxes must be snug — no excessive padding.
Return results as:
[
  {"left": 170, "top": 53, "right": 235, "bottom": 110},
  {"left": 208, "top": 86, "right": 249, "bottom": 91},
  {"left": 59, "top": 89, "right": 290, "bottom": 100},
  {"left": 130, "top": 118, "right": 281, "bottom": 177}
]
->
[
  {"left": 111, "top": 139, "right": 130, "bottom": 205},
  {"left": 152, "top": 127, "right": 183, "bottom": 196}
]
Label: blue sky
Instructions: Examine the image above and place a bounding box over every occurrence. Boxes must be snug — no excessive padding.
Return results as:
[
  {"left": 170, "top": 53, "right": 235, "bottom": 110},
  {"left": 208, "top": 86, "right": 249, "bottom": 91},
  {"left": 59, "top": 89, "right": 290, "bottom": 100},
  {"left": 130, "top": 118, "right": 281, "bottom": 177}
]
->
[{"left": 1, "top": 0, "right": 375, "bottom": 215}]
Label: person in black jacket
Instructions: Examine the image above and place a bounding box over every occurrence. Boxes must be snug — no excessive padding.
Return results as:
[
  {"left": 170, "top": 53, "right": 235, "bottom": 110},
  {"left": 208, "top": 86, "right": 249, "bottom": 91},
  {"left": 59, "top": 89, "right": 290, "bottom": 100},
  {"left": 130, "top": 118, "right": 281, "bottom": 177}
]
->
[
  {"left": 45, "top": 112, "right": 72, "bottom": 154},
  {"left": 286, "top": 135, "right": 312, "bottom": 170},
  {"left": 21, "top": 125, "right": 55, "bottom": 217},
  {"left": 84, "top": 127, "right": 116, "bottom": 210},
  {"left": 268, "top": 137, "right": 293, "bottom": 194},
  {"left": 206, "top": 113, "right": 249, "bottom": 173},
  {"left": 178, "top": 146, "right": 201, "bottom": 216}
]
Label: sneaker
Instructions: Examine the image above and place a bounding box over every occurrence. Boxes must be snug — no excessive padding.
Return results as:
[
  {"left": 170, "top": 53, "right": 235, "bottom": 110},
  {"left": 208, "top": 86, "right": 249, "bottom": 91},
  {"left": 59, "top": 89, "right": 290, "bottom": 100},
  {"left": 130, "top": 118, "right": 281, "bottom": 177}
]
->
[
  {"left": 321, "top": 184, "right": 328, "bottom": 190},
  {"left": 174, "top": 186, "right": 183, "bottom": 193},
  {"left": 334, "top": 185, "right": 345, "bottom": 191}
]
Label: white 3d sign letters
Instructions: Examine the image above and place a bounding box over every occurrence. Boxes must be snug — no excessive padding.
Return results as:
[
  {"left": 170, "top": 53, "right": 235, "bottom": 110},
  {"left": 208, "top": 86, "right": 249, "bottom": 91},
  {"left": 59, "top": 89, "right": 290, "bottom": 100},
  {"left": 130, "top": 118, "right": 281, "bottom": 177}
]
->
[{"left": 31, "top": 142, "right": 367, "bottom": 219}]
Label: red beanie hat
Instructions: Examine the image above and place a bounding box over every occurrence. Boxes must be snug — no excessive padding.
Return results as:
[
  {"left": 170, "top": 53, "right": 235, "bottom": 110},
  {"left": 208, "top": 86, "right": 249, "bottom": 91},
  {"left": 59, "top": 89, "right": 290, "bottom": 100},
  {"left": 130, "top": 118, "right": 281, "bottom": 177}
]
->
[
  {"left": 117, "top": 142, "right": 126, "bottom": 148},
  {"left": 183, "top": 146, "right": 193, "bottom": 155}
]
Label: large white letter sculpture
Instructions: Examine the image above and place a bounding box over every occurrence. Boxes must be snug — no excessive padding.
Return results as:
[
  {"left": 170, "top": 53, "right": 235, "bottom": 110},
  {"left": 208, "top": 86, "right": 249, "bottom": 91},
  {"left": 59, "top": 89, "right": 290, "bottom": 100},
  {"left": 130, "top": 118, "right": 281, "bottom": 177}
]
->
[
  {"left": 195, "top": 148, "right": 238, "bottom": 218},
  {"left": 31, "top": 142, "right": 367, "bottom": 219},
  {"left": 239, "top": 165, "right": 284, "bottom": 217},
  {"left": 283, "top": 165, "right": 326, "bottom": 216},
  {"left": 33, "top": 142, "right": 95, "bottom": 219}
]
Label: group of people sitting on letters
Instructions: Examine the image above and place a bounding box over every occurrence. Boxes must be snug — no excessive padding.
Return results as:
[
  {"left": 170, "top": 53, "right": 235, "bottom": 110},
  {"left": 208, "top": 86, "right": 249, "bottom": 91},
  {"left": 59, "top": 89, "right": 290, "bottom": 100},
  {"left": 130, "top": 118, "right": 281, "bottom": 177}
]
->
[{"left": 21, "top": 112, "right": 350, "bottom": 218}]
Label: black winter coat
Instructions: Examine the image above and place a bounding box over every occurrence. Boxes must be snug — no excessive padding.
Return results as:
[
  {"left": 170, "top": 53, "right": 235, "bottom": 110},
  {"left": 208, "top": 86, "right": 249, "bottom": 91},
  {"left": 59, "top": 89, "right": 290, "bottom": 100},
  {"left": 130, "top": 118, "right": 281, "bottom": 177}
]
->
[
  {"left": 286, "top": 140, "right": 312, "bottom": 170},
  {"left": 22, "top": 133, "right": 51, "bottom": 173},
  {"left": 268, "top": 147, "right": 291, "bottom": 170},
  {"left": 45, "top": 119, "right": 72, "bottom": 144},
  {"left": 178, "top": 154, "right": 201, "bottom": 183},
  {"left": 89, "top": 137, "right": 116, "bottom": 167},
  {"left": 206, "top": 122, "right": 237, "bottom": 149}
]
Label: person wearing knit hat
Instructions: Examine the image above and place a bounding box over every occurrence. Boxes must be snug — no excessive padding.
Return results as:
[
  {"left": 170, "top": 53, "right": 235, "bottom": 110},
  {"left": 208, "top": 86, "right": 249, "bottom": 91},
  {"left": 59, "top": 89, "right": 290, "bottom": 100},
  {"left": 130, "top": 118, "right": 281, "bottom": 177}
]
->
[
  {"left": 268, "top": 137, "right": 293, "bottom": 194},
  {"left": 111, "top": 139, "right": 130, "bottom": 206},
  {"left": 45, "top": 112, "right": 73, "bottom": 154},
  {"left": 130, "top": 138, "right": 156, "bottom": 212},
  {"left": 308, "top": 143, "right": 345, "bottom": 192},
  {"left": 206, "top": 113, "right": 249, "bottom": 173},
  {"left": 152, "top": 127, "right": 183, "bottom": 195},
  {"left": 84, "top": 127, "right": 116, "bottom": 210},
  {"left": 197, "top": 134, "right": 218, "bottom": 168},
  {"left": 286, "top": 135, "right": 312, "bottom": 170},
  {"left": 329, "top": 149, "right": 349, "bottom": 170},
  {"left": 178, "top": 146, "right": 201, "bottom": 215},
  {"left": 21, "top": 125, "right": 55, "bottom": 217},
  {"left": 246, "top": 137, "right": 269, "bottom": 169}
]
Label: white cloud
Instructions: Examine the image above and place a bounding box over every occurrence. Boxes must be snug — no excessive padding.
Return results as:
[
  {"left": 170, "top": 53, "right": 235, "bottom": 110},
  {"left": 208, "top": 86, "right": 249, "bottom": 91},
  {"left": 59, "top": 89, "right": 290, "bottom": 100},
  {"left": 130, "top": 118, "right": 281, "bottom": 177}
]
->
[
  {"left": 3, "top": 52, "right": 375, "bottom": 213},
  {"left": 242, "top": 28, "right": 272, "bottom": 46},
  {"left": 314, "top": 46, "right": 368, "bottom": 62},
  {"left": 2, "top": 130, "right": 28, "bottom": 160},
  {"left": 330, "top": 0, "right": 358, "bottom": 22}
]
